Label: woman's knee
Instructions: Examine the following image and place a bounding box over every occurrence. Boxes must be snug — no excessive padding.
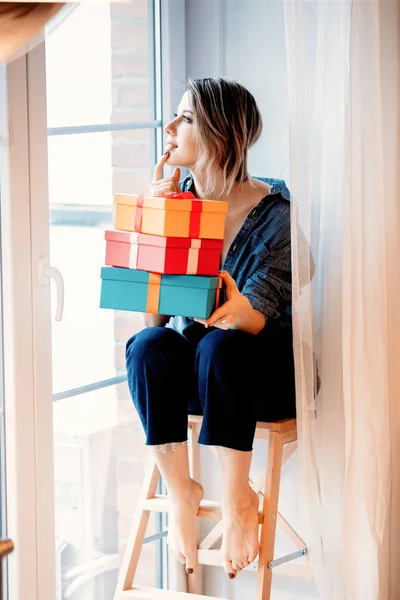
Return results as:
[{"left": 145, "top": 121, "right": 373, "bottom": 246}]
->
[
  {"left": 125, "top": 327, "right": 176, "bottom": 365},
  {"left": 125, "top": 326, "right": 186, "bottom": 372},
  {"left": 196, "top": 329, "right": 253, "bottom": 369}
]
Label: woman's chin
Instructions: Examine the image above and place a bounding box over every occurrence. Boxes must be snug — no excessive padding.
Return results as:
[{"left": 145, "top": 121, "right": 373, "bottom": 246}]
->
[{"left": 167, "top": 156, "right": 183, "bottom": 167}]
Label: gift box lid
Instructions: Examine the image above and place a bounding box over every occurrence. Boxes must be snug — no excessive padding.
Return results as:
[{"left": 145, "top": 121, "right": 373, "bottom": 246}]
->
[
  {"left": 100, "top": 266, "right": 221, "bottom": 289},
  {"left": 104, "top": 229, "right": 224, "bottom": 250},
  {"left": 113, "top": 193, "right": 228, "bottom": 215}
]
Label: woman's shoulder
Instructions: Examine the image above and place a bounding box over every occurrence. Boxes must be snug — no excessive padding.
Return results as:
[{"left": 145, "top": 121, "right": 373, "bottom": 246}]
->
[
  {"left": 252, "top": 178, "right": 291, "bottom": 244},
  {"left": 252, "top": 176, "right": 291, "bottom": 202},
  {"left": 180, "top": 173, "right": 291, "bottom": 204}
]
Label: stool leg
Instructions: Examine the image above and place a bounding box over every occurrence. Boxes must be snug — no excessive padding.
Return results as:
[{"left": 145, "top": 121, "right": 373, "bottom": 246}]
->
[
  {"left": 256, "top": 430, "right": 284, "bottom": 600},
  {"left": 187, "top": 423, "right": 203, "bottom": 595},
  {"left": 113, "top": 455, "right": 160, "bottom": 598}
]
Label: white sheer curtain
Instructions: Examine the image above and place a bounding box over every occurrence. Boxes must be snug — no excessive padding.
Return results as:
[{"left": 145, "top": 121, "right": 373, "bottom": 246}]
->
[{"left": 286, "top": 1, "right": 400, "bottom": 599}]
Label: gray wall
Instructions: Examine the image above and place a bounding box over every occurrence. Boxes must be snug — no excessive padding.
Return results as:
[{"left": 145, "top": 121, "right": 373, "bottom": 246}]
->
[{"left": 185, "top": 0, "right": 290, "bottom": 183}]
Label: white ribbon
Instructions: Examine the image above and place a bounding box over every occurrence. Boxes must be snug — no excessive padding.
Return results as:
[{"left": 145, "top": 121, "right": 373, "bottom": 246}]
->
[
  {"left": 129, "top": 243, "right": 139, "bottom": 269},
  {"left": 186, "top": 239, "right": 201, "bottom": 274}
]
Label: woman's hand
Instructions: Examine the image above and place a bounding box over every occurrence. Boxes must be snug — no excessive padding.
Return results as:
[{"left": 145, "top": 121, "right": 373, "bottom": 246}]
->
[
  {"left": 193, "top": 271, "right": 265, "bottom": 334},
  {"left": 149, "top": 151, "right": 182, "bottom": 196}
]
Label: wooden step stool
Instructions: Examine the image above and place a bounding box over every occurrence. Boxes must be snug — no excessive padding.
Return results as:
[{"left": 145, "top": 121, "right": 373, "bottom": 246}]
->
[{"left": 114, "top": 415, "right": 310, "bottom": 600}]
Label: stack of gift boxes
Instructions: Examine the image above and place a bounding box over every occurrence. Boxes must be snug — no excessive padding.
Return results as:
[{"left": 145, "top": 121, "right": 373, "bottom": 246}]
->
[{"left": 100, "top": 191, "right": 228, "bottom": 319}]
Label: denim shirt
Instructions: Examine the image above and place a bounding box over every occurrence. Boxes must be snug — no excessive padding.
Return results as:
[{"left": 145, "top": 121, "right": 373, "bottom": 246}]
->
[{"left": 168, "top": 175, "right": 292, "bottom": 338}]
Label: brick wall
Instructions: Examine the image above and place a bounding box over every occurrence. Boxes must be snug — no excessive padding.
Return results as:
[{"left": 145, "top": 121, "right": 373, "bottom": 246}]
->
[{"left": 110, "top": 0, "right": 158, "bottom": 588}]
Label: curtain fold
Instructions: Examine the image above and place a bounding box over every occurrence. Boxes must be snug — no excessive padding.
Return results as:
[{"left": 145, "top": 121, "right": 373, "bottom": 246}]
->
[
  {"left": 286, "top": 1, "right": 400, "bottom": 598},
  {"left": 0, "top": 2, "right": 68, "bottom": 64}
]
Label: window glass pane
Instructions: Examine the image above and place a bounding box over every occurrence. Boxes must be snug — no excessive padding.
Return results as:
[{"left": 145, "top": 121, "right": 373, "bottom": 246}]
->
[
  {"left": 45, "top": 2, "right": 163, "bottom": 593},
  {"left": 54, "top": 384, "right": 159, "bottom": 598},
  {"left": 48, "top": 130, "right": 153, "bottom": 393},
  {"left": 46, "top": 1, "right": 153, "bottom": 128}
]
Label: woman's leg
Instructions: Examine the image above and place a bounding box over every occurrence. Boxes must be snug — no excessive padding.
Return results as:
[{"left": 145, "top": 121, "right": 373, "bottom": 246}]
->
[
  {"left": 147, "top": 443, "right": 203, "bottom": 573},
  {"left": 195, "top": 323, "right": 296, "bottom": 578},
  {"left": 125, "top": 327, "right": 203, "bottom": 573},
  {"left": 126, "top": 327, "right": 196, "bottom": 446},
  {"left": 215, "top": 446, "right": 260, "bottom": 577}
]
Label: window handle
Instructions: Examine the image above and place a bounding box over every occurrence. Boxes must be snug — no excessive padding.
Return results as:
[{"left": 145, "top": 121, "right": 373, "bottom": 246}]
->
[{"left": 37, "top": 257, "right": 65, "bottom": 322}]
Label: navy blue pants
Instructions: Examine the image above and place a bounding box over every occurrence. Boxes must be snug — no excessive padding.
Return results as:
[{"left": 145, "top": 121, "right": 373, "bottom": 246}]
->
[{"left": 125, "top": 321, "right": 296, "bottom": 452}]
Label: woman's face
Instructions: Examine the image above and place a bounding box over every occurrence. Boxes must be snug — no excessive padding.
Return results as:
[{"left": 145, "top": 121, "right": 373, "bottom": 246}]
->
[{"left": 164, "top": 91, "right": 198, "bottom": 169}]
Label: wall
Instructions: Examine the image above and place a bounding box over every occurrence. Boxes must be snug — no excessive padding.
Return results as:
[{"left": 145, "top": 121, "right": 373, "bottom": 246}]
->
[{"left": 185, "top": 0, "right": 290, "bottom": 182}]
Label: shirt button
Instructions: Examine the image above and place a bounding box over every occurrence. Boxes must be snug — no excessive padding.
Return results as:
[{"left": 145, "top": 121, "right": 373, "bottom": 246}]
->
[
  {"left": 251, "top": 209, "right": 256, "bottom": 217},
  {"left": 232, "top": 244, "right": 237, "bottom": 252}
]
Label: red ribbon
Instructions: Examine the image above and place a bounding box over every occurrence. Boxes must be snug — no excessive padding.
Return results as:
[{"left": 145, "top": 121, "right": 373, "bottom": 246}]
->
[
  {"left": 134, "top": 195, "right": 145, "bottom": 232},
  {"left": 163, "top": 192, "right": 195, "bottom": 199},
  {"left": 135, "top": 192, "right": 201, "bottom": 236},
  {"left": 162, "top": 192, "right": 201, "bottom": 236},
  {"left": 188, "top": 200, "right": 202, "bottom": 238}
]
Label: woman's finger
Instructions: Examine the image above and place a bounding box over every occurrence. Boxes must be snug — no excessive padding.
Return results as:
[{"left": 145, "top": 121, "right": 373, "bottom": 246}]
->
[
  {"left": 152, "top": 151, "right": 170, "bottom": 182},
  {"left": 212, "top": 318, "right": 232, "bottom": 330},
  {"left": 193, "top": 314, "right": 231, "bottom": 329},
  {"left": 151, "top": 180, "right": 181, "bottom": 191},
  {"left": 203, "top": 308, "right": 229, "bottom": 328},
  {"left": 193, "top": 317, "right": 207, "bottom": 326},
  {"left": 150, "top": 183, "right": 182, "bottom": 196},
  {"left": 219, "top": 270, "right": 238, "bottom": 292}
]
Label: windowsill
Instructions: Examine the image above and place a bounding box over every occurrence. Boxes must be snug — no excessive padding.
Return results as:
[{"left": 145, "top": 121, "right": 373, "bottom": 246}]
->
[{"left": 50, "top": 204, "right": 112, "bottom": 227}]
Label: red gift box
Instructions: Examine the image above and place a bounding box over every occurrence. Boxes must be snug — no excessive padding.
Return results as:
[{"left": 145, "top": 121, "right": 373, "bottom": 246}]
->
[{"left": 105, "top": 229, "right": 223, "bottom": 275}]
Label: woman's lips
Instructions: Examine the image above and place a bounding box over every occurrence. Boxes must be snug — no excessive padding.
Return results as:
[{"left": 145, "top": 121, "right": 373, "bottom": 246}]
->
[{"left": 165, "top": 143, "right": 177, "bottom": 151}]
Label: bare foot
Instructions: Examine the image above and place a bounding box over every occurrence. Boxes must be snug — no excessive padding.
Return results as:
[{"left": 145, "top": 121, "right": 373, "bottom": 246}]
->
[
  {"left": 220, "top": 487, "right": 260, "bottom": 579},
  {"left": 167, "top": 479, "right": 204, "bottom": 573}
]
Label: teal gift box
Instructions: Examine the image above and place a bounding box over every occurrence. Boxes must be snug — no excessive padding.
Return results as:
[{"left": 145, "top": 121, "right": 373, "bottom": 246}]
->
[{"left": 100, "top": 267, "right": 223, "bottom": 319}]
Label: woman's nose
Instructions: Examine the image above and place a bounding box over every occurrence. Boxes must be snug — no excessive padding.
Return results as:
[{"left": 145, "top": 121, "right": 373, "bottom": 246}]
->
[{"left": 164, "top": 118, "right": 177, "bottom": 135}]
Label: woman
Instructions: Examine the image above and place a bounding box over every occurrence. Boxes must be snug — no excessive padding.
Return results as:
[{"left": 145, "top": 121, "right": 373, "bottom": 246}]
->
[{"left": 125, "top": 77, "right": 295, "bottom": 580}]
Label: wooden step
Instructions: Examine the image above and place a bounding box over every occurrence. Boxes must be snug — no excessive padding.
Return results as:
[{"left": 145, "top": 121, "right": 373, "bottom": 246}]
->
[
  {"left": 118, "top": 586, "right": 224, "bottom": 600},
  {"left": 196, "top": 550, "right": 313, "bottom": 580},
  {"left": 143, "top": 495, "right": 264, "bottom": 523}
]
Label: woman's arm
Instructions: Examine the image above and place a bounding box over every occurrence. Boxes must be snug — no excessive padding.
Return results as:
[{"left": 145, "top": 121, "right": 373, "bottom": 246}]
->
[{"left": 140, "top": 313, "right": 171, "bottom": 328}]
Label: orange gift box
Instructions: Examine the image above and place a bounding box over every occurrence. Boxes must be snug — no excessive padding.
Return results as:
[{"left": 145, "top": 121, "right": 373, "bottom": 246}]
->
[
  {"left": 113, "top": 191, "right": 228, "bottom": 240},
  {"left": 105, "top": 230, "right": 223, "bottom": 275}
]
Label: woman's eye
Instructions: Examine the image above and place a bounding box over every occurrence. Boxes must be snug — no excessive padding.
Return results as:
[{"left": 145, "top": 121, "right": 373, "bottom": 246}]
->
[{"left": 172, "top": 112, "right": 192, "bottom": 123}]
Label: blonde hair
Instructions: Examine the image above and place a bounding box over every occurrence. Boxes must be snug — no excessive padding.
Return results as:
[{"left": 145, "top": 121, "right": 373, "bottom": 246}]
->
[{"left": 186, "top": 77, "right": 263, "bottom": 198}]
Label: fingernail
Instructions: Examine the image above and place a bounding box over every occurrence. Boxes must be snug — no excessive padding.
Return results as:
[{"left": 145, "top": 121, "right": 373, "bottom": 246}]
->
[
  {"left": 164, "top": 150, "right": 169, "bottom": 155},
  {"left": 228, "top": 573, "right": 235, "bottom": 579},
  {"left": 186, "top": 568, "right": 193, "bottom": 574}
]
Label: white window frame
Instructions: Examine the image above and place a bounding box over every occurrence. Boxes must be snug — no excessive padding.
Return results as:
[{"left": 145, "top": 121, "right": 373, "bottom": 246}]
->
[
  {"left": 1, "top": 49, "right": 56, "bottom": 600},
  {"left": 0, "top": 1, "right": 187, "bottom": 598}
]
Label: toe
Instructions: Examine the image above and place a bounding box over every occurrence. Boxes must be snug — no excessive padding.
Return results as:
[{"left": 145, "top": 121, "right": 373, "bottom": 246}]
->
[
  {"left": 248, "top": 551, "right": 259, "bottom": 564},
  {"left": 231, "top": 559, "right": 243, "bottom": 572},
  {"left": 221, "top": 555, "right": 236, "bottom": 580},
  {"left": 185, "top": 550, "right": 197, "bottom": 575},
  {"left": 242, "top": 558, "right": 251, "bottom": 569}
]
